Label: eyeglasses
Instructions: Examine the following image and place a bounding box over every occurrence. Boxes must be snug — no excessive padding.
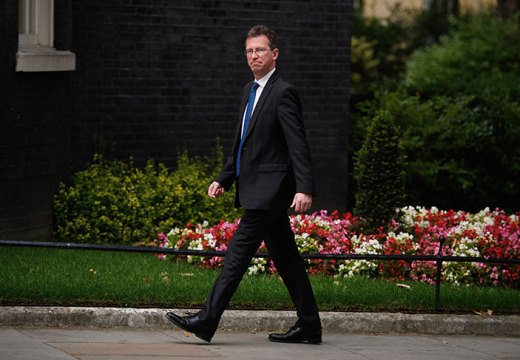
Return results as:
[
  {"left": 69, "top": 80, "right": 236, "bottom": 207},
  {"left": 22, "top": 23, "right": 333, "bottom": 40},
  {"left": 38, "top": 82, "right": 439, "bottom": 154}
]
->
[{"left": 244, "top": 48, "right": 271, "bottom": 56}]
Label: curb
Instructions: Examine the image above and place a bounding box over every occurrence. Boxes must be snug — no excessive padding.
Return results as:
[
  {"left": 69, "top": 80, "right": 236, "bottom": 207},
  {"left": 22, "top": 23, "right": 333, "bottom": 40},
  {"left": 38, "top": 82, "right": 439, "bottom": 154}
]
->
[{"left": 1, "top": 307, "right": 520, "bottom": 336}]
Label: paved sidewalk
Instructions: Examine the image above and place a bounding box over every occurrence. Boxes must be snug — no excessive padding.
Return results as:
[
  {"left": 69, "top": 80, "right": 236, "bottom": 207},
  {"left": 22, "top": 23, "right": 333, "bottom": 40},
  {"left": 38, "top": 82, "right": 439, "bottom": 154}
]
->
[
  {"left": 2, "top": 327, "right": 520, "bottom": 360},
  {"left": 2, "top": 307, "right": 520, "bottom": 359}
]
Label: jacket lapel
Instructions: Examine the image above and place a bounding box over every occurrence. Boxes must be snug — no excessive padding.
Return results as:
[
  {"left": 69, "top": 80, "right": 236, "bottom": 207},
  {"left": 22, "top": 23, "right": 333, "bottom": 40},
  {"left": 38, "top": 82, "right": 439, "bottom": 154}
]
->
[
  {"left": 242, "top": 71, "right": 279, "bottom": 141},
  {"left": 233, "top": 86, "right": 251, "bottom": 147}
]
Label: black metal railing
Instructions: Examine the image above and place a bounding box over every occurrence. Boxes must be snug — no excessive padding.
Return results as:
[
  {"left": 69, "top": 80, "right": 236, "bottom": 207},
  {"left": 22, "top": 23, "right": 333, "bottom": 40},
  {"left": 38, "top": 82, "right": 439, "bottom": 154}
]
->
[{"left": 1, "top": 238, "right": 519, "bottom": 312}]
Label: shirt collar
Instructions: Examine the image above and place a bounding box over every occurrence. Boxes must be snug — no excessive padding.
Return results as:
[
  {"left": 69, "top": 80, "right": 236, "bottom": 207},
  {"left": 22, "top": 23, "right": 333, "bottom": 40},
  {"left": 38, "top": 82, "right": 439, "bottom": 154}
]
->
[{"left": 255, "top": 68, "right": 276, "bottom": 88}]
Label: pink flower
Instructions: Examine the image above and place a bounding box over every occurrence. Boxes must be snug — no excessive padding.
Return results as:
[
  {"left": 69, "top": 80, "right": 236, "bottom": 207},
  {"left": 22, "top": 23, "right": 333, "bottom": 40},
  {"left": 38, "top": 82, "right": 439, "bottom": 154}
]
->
[{"left": 154, "top": 207, "right": 519, "bottom": 287}]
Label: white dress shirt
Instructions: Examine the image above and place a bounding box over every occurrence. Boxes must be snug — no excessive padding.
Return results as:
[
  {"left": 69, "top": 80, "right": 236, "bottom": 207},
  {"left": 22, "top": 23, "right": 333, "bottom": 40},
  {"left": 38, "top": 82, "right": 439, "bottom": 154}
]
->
[{"left": 241, "top": 68, "right": 276, "bottom": 136}]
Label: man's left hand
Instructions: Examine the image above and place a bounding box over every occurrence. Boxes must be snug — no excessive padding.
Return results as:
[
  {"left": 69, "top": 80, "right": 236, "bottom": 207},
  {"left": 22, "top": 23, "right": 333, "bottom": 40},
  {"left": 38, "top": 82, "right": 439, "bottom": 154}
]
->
[{"left": 291, "top": 193, "right": 312, "bottom": 213}]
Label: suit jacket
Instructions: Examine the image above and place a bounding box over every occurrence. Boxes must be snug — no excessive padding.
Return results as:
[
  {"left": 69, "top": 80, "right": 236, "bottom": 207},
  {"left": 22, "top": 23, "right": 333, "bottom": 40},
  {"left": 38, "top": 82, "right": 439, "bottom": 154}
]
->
[{"left": 216, "top": 70, "right": 315, "bottom": 210}]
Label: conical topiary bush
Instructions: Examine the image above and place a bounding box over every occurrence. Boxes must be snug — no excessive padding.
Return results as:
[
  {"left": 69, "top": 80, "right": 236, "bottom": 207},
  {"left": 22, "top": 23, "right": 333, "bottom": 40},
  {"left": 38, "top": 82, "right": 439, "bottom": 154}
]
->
[{"left": 354, "top": 109, "right": 406, "bottom": 232}]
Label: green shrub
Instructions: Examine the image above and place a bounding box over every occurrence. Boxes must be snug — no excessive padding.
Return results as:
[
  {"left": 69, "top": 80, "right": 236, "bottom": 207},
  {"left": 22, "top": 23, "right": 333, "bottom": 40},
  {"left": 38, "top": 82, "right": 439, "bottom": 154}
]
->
[
  {"left": 352, "top": 3, "right": 459, "bottom": 85},
  {"left": 357, "top": 89, "right": 520, "bottom": 212},
  {"left": 351, "top": 36, "right": 380, "bottom": 93},
  {"left": 348, "top": 5, "right": 460, "bottom": 208},
  {"left": 53, "top": 147, "right": 240, "bottom": 245},
  {"left": 354, "top": 13, "right": 520, "bottom": 212},
  {"left": 354, "top": 110, "right": 406, "bottom": 232},
  {"left": 405, "top": 13, "right": 520, "bottom": 99}
]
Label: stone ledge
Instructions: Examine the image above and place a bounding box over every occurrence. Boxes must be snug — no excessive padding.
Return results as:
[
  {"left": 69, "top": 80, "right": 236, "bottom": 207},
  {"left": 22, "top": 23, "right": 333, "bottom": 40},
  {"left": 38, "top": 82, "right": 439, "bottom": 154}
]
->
[
  {"left": 1, "top": 307, "right": 519, "bottom": 336},
  {"left": 16, "top": 46, "right": 76, "bottom": 72}
]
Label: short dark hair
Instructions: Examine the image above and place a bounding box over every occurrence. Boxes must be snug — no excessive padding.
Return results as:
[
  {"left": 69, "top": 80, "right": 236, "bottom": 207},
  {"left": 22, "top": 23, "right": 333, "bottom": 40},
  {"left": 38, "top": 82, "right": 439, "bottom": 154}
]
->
[{"left": 246, "top": 25, "right": 278, "bottom": 50}]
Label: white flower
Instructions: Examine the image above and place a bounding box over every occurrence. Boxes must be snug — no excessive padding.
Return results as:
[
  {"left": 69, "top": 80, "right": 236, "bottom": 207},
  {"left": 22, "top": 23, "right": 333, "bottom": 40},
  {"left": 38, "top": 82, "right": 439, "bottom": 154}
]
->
[
  {"left": 247, "top": 258, "right": 267, "bottom": 276},
  {"left": 398, "top": 206, "right": 418, "bottom": 228},
  {"left": 167, "top": 227, "right": 180, "bottom": 237}
]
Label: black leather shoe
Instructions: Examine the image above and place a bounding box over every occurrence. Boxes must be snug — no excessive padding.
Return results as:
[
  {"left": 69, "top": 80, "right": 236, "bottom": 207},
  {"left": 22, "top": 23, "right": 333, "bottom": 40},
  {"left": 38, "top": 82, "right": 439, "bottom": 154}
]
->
[
  {"left": 165, "top": 312, "right": 215, "bottom": 343},
  {"left": 268, "top": 325, "right": 322, "bottom": 344}
]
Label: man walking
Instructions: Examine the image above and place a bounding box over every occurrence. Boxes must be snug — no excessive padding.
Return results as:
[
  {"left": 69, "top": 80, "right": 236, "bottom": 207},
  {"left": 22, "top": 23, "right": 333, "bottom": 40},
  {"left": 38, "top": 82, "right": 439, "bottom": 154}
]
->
[{"left": 166, "top": 25, "right": 321, "bottom": 344}]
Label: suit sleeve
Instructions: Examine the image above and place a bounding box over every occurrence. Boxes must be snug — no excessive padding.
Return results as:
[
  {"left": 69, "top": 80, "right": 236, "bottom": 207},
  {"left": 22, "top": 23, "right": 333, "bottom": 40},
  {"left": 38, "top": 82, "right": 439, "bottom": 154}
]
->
[
  {"left": 277, "top": 86, "right": 316, "bottom": 195},
  {"left": 216, "top": 154, "right": 236, "bottom": 191}
]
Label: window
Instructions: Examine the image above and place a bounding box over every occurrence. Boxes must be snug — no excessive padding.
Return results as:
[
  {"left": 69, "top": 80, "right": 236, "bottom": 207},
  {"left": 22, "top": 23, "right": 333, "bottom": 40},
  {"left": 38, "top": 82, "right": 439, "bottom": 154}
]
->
[{"left": 16, "top": 0, "right": 76, "bottom": 72}]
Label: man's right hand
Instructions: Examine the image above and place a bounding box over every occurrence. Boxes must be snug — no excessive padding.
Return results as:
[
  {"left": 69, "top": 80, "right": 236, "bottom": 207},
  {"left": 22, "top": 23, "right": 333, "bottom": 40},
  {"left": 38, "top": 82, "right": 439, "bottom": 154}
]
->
[{"left": 208, "top": 181, "right": 225, "bottom": 198}]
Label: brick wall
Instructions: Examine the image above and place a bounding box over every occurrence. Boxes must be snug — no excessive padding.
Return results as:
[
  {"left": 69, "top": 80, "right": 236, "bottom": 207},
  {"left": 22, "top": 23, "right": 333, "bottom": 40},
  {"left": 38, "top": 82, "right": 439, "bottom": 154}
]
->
[
  {"left": 70, "top": 0, "right": 352, "bottom": 211},
  {"left": 1, "top": 0, "right": 351, "bottom": 239},
  {"left": 0, "top": 0, "right": 73, "bottom": 239}
]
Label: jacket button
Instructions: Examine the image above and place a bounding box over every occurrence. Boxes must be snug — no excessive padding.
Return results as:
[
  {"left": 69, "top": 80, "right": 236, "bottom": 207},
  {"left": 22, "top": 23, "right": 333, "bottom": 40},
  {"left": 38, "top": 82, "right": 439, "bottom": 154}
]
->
[{"left": 242, "top": 147, "right": 247, "bottom": 151}]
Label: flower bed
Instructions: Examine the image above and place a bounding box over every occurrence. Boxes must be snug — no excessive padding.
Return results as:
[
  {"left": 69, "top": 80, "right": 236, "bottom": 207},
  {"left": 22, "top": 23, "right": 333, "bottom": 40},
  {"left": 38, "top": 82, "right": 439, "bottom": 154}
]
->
[{"left": 156, "top": 207, "right": 520, "bottom": 287}]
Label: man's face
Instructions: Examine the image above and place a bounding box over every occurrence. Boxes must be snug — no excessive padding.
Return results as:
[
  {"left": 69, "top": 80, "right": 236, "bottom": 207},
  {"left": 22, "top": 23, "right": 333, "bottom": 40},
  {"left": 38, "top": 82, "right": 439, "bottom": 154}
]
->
[{"left": 245, "top": 35, "right": 279, "bottom": 79}]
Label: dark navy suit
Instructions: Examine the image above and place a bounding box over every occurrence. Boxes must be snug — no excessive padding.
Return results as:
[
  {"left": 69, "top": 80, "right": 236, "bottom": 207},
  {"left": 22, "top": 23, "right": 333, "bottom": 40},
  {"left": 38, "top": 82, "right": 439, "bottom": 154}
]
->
[{"left": 198, "top": 70, "right": 321, "bottom": 331}]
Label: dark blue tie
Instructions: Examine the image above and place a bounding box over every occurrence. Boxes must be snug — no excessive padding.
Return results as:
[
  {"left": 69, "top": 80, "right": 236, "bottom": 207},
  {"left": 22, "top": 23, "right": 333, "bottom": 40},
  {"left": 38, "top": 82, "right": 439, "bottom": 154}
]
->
[{"left": 236, "top": 82, "right": 259, "bottom": 176}]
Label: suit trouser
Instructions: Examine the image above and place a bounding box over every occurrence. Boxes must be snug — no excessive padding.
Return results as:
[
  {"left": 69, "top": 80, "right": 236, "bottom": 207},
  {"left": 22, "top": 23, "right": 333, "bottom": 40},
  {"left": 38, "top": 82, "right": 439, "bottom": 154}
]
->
[{"left": 198, "top": 208, "right": 321, "bottom": 330}]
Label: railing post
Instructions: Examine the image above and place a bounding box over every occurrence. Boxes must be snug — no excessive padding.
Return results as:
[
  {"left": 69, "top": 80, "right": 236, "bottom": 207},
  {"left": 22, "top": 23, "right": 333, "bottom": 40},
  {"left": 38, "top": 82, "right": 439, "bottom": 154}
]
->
[{"left": 434, "top": 236, "right": 446, "bottom": 313}]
